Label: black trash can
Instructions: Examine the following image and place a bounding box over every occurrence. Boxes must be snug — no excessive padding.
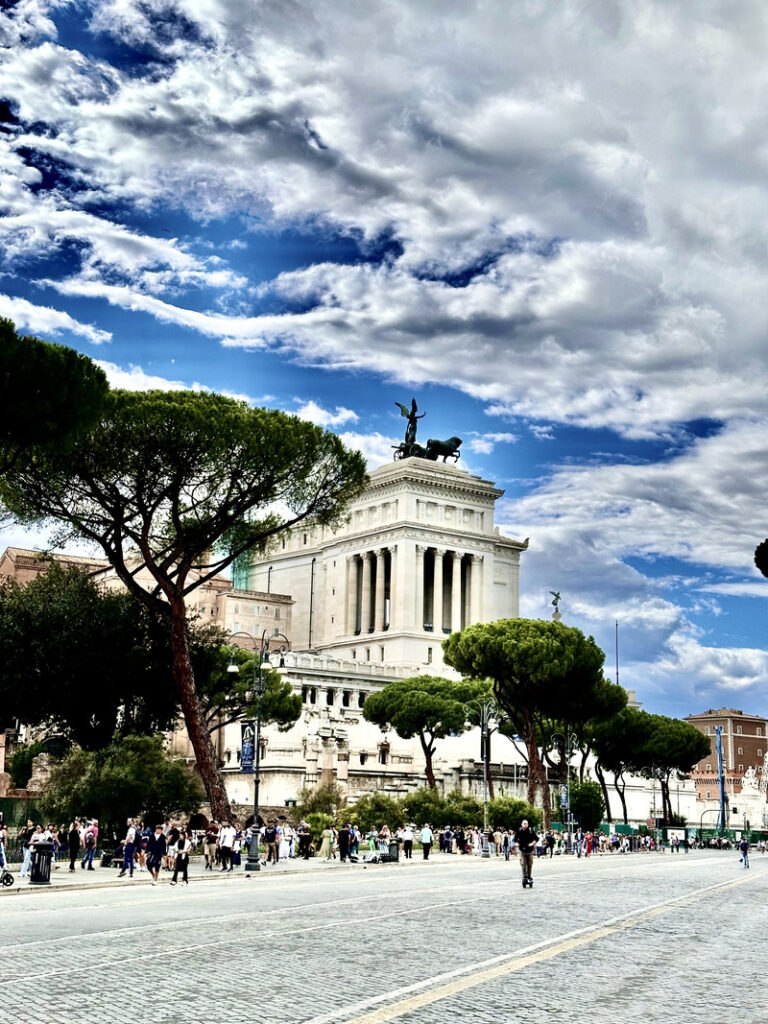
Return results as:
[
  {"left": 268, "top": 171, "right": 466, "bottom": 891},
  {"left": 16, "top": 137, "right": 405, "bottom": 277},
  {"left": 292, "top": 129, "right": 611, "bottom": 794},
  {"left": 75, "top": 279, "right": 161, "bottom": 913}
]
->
[
  {"left": 388, "top": 841, "right": 400, "bottom": 862},
  {"left": 29, "top": 841, "right": 54, "bottom": 885}
]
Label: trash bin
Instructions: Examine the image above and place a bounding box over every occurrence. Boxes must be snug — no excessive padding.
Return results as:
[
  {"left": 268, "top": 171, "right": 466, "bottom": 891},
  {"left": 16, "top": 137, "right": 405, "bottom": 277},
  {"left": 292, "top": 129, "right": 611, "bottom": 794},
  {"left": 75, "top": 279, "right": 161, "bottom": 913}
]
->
[
  {"left": 29, "top": 841, "right": 54, "bottom": 886},
  {"left": 388, "top": 841, "right": 400, "bottom": 862}
]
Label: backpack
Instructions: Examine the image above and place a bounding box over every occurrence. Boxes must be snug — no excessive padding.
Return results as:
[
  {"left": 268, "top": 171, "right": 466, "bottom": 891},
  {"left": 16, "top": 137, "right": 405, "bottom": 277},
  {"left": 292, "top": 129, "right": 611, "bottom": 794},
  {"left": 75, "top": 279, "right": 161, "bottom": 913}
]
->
[{"left": 85, "top": 830, "right": 96, "bottom": 849}]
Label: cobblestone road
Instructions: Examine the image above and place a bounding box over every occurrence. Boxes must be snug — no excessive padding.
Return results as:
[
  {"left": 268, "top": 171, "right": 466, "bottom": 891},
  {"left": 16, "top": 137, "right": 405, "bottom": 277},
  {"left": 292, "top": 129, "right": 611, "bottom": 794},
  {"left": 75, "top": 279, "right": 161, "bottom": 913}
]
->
[{"left": 1, "top": 851, "right": 764, "bottom": 1022}]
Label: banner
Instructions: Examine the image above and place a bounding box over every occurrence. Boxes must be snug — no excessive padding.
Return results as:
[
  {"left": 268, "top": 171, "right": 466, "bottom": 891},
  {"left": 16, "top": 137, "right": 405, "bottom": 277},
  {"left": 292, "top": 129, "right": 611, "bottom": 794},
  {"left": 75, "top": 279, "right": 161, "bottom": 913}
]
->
[{"left": 241, "top": 721, "right": 255, "bottom": 773}]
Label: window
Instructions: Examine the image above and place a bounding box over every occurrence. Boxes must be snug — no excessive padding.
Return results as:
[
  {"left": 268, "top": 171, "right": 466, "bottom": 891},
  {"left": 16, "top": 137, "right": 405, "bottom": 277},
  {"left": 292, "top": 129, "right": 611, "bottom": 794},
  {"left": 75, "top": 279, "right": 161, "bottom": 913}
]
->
[
  {"left": 380, "top": 646, "right": 385, "bottom": 661},
  {"left": 738, "top": 746, "right": 744, "bottom": 755},
  {"left": 379, "top": 745, "right": 389, "bottom": 765},
  {"left": 706, "top": 763, "right": 712, "bottom": 772},
  {"left": 758, "top": 749, "right": 763, "bottom": 757},
  {"left": 358, "top": 692, "right": 366, "bottom": 708},
  {"left": 359, "top": 752, "right": 368, "bottom": 765},
  {"left": 351, "top": 650, "right": 357, "bottom": 659},
  {"left": 342, "top": 690, "right": 351, "bottom": 708},
  {"left": 736, "top": 725, "right": 743, "bottom": 734},
  {"left": 366, "top": 648, "right": 371, "bottom": 661},
  {"left": 758, "top": 727, "right": 763, "bottom": 737},
  {"left": 326, "top": 689, "right": 335, "bottom": 706},
  {"left": 738, "top": 764, "right": 744, "bottom": 772}
]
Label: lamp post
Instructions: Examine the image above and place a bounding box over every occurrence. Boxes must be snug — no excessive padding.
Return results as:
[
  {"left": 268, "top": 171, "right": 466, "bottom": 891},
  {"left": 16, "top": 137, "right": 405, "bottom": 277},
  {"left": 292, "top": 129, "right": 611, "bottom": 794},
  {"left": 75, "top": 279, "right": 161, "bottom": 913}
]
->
[
  {"left": 464, "top": 698, "right": 498, "bottom": 835},
  {"left": 226, "top": 628, "right": 290, "bottom": 873},
  {"left": 551, "top": 732, "right": 578, "bottom": 853}
]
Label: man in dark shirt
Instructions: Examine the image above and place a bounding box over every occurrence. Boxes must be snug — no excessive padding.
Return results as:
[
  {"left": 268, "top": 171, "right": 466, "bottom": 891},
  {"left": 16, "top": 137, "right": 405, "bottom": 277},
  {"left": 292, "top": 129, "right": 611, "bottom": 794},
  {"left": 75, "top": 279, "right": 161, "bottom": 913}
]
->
[{"left": 514, "top": 819, "right": 538, "bottom": 888}]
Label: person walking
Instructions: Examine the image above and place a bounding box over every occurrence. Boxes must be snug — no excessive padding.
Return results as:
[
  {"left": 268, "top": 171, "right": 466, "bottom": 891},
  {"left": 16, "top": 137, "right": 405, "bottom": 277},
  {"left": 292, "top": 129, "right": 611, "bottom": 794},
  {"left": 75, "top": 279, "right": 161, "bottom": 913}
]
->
[
  {"left": 67, "top": 821, "right": 81, "bottom": 872},
  {"left": 420, "top": 823, "right": 434, "bottom": 860},
  {"left": 170, "top": 830, "right": 193, "bottom": 885},
  {"left": 145, "top": 823, "right": 167, "bottom": 885},
  {"left": 514, "top": 819, "right": 538, "bottom": 889},
  {"left": 118, "top": 819, "right": 138, "bottom": 878},
  {"left": 218, "top": 820, "right": 236, "bottom": 871},
  {"left": 739, "top": 837, "right": 750, "bottom": 869}
]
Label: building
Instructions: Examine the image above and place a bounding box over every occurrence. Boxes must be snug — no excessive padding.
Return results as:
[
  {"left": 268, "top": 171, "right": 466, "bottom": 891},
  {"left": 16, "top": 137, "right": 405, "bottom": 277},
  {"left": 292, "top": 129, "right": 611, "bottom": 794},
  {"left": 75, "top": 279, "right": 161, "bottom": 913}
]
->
[
  {"left": 218, "top": 456, "right": 531, "bottom": 811},
  {"left": 243, "top": 457, "right": 527, "bottom": 671},
  {"left": 685, "top": 708, "right": 768, "bottom": 830}
]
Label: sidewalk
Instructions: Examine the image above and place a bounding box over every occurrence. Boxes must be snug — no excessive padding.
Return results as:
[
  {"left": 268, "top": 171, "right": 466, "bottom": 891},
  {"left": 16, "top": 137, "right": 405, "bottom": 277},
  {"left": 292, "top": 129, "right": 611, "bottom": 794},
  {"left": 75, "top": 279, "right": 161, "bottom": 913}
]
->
[{"left": 0, "top": 853, "right": 354, "bottom": 895}]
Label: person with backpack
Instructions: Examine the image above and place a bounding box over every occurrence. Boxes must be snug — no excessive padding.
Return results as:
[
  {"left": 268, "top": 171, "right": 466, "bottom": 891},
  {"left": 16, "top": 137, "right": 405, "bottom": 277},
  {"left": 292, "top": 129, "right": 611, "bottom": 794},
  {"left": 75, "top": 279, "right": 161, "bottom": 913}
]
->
[{"left": 81, "top": 819, "right": 98, "bottom": 871}]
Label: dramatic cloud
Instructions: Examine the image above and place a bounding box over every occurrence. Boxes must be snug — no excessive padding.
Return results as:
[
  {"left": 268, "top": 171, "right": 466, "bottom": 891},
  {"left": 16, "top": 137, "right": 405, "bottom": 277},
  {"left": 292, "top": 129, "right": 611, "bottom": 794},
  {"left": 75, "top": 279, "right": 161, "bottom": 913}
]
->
[{"left": 3, "top": 0, "right": 768, "bottom": 715}]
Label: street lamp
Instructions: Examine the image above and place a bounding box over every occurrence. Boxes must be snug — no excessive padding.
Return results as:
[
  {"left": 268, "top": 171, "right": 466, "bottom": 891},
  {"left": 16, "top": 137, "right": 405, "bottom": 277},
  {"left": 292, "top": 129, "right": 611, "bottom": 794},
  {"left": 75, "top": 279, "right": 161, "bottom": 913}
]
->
[
  {"left": 551, "top": 732, "right": 578, "bottom": 852},
  {"left": 226, "top": 628, "right": 290, "bottom": 872},
  {"left": 464, "top": 698, "right": 498, "bottom": 835}
]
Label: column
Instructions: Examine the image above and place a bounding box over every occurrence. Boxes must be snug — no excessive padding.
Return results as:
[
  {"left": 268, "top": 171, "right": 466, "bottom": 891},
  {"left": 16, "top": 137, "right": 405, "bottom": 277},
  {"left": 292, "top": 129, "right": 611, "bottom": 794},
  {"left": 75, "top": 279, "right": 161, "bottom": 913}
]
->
[
  {"left": 469, "top": 554, "right": 483, "bottom": 624},
  {"left": 415, "top": 545, "right": 425, "bottom": 631},
  {"left": 388, "top": 545, "right": 397, "bottom": 630},
  {"left": 345, "top": 555, "right": 357, "bottom": 636},
  {"left": 375, "top": 548, "right": 387, "bottom": 631},
  {"left": 434, "top": 548, "right": 445, "bottom": 634},
  {"left": 361, "top": 551, "right": 373, "bottom": 633},
  {"left": 451, "top": 550, "right": 463, "bottom": 633}
]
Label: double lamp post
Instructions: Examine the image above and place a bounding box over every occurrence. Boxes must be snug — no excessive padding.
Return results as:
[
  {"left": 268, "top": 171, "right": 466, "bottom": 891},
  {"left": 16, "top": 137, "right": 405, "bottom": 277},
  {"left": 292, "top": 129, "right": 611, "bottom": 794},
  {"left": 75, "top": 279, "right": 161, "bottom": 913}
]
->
[{"left": 227, "top": 628, "right": 289, "bottom": 872}]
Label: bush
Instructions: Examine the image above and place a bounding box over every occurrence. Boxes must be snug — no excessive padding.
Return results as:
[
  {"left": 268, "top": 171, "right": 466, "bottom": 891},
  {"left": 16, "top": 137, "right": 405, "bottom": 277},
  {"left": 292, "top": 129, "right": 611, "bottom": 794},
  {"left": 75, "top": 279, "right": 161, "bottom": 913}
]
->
[
  {"left": 570, "top": 780, "right": 605, "bottom": 832},
  {"left": 486, "top": 796, "right": 540, "bottom": 831},
  {"left": 296, "top": 782, "right": 346, "bottom": 819},
  {"left": 346, "top": 793, "right": 403, "bottom": 834}
]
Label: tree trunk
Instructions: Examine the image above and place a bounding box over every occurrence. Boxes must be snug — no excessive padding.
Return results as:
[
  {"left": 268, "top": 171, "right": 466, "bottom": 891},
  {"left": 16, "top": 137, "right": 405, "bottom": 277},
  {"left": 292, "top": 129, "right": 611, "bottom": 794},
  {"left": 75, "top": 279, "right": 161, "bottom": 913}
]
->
[
  {"left": 421, "top": 734, "right": 437, "bottom": 789},
  {"left": 525, "top": 727, "right": 550, "bottom": 825},
  {"left": 595, "top": 763, "right": 612, "bottom": 823},
  {"left": 168, "top": 596, "right": 232, "bottom": 821},
  {"left": 615, "top": 776, "right": 628, "bottom": 825}
]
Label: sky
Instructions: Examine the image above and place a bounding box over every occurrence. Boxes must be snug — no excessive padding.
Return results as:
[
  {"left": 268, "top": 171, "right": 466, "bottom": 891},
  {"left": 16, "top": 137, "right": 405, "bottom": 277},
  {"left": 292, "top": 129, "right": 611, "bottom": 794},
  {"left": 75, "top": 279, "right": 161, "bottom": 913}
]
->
[{"left": 3, "top": 0, "right": 768, "bottom": 721}]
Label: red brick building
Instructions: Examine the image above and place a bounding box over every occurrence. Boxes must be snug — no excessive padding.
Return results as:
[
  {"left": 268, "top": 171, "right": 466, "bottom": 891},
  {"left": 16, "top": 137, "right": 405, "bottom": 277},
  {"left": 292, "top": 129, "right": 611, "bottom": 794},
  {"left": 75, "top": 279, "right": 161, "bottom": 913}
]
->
[{"left": 685, "top": 707, "right": 767, "bottom": 809}]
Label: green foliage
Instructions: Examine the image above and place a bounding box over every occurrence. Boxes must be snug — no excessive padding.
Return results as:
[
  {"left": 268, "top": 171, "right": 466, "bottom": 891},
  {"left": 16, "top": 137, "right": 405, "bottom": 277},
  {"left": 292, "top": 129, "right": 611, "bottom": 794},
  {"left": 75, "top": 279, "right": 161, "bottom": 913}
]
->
[
  {"left": 400, "top": 787, "right": 442, "bottom": 826},
  {"left": 8, "top": 742, "right": 46, "bottom": 789},
  {"left": 39, "top": 734, "right": 204, "bottom": 831},
  {"left": 0, "top": 388, "right": 367, "bottom": 820},
  {"left": 201, "top": 644, "right": 302, "bottom": 734},
  {"left": 306, "top": 812, "right": 334, "bottom": 840},
  {"left": 444, "top": 618, "right": 608, "bottom": 816},
  {"left": 486, "top": 796, "right": 541, "bottom": 831},
  {"left": 440, "top": 790, "right": 484, "bottom": 827},
  {"left": 0, "top": 318, "right": 109, "bottom": 474},
  {"left": 363, "top": 675, "right": 487, "bottom": 787},
  {"left": 346, "top": 792, "right": 403, "bottom": 834},
  {"left": 443, "top": 618, "right": 606, "bottom": 730},
  {"left": 0, "top": 564, "right": 181, "bottom": 746},
  {"left": 755, "top": 539, "right": 768, "bottom": 579},
  {"left": 570, "top": 779, "right": 605, "bottom": 832},
  {"left": 297, "top": 782, "right": 346, "bottom": 819}
]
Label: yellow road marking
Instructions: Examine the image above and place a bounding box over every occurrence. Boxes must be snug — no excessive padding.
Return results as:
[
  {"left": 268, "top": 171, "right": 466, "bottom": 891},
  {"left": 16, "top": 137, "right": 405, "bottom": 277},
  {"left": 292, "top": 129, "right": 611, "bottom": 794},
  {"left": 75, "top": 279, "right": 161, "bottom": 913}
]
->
[{"left": 336, "top": 871, "right": 759, "bottom": 1024}]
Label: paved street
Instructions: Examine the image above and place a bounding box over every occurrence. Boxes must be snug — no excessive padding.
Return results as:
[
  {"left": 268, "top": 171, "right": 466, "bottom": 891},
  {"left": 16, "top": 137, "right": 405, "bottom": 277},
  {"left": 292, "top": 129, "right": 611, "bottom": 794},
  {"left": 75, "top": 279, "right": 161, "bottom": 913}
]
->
[{"left": 1, "top": 850, "right": 765, "bottom": 1022}]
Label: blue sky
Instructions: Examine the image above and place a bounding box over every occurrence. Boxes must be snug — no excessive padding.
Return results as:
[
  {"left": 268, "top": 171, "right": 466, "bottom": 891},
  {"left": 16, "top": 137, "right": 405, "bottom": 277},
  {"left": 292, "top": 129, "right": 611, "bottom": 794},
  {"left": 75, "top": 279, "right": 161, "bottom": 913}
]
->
[{"left": 3, "top": 0, "right": 768, "bottom": 720}]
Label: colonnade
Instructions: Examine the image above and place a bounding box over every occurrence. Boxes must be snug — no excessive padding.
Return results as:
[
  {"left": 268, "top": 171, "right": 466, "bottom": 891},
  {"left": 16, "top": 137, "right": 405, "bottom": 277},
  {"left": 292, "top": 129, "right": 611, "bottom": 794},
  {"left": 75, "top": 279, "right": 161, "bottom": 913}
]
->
[{"left": 345, "top": 545, "right": 483, "bottom": 637}]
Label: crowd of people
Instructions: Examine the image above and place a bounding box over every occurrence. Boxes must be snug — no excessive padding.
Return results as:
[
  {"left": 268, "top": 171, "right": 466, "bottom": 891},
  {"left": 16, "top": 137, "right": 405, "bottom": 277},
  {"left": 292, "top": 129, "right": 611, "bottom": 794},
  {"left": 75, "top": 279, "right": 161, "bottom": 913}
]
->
[{"left": 1, "top": 815, "right": 759, "bottom": 887}]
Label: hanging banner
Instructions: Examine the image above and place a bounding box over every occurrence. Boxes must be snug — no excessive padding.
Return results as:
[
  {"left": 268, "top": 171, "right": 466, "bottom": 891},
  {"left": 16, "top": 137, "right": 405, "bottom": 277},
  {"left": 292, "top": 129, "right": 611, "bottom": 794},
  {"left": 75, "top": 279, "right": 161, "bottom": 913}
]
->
[{"left": 241, "top": 721, "right": 255, "bottom": 773}]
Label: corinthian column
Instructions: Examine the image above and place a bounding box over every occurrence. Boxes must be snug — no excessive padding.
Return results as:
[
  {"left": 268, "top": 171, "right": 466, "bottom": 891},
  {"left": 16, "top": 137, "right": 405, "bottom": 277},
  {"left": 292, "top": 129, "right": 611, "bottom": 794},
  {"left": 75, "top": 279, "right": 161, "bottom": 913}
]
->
[
  {"left": 415, "top": 545, "right": 425, "bottom": 631},
  {"left": 361, "top": 551, "right": 373, "bottom": 633},
  {"left": 375, "top": 548, "right": 387, "bottom": 631},
  {"left": 451, "top": 550, "right": 463, "bottom": 633},
  {"left": 434, "top": 548, "right": 445, "bottom": 634}
]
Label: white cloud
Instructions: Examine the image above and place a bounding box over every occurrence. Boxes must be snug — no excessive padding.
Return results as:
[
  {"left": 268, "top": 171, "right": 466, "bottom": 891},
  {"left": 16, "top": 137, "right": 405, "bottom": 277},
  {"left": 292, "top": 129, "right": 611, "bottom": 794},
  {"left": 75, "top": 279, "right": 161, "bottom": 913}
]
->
[
  {"left": 0, "top": 292, "right": 111, "bottom": 344},
  {"left": 294, "top": 400, "right": 359, "bottom": 428}
]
